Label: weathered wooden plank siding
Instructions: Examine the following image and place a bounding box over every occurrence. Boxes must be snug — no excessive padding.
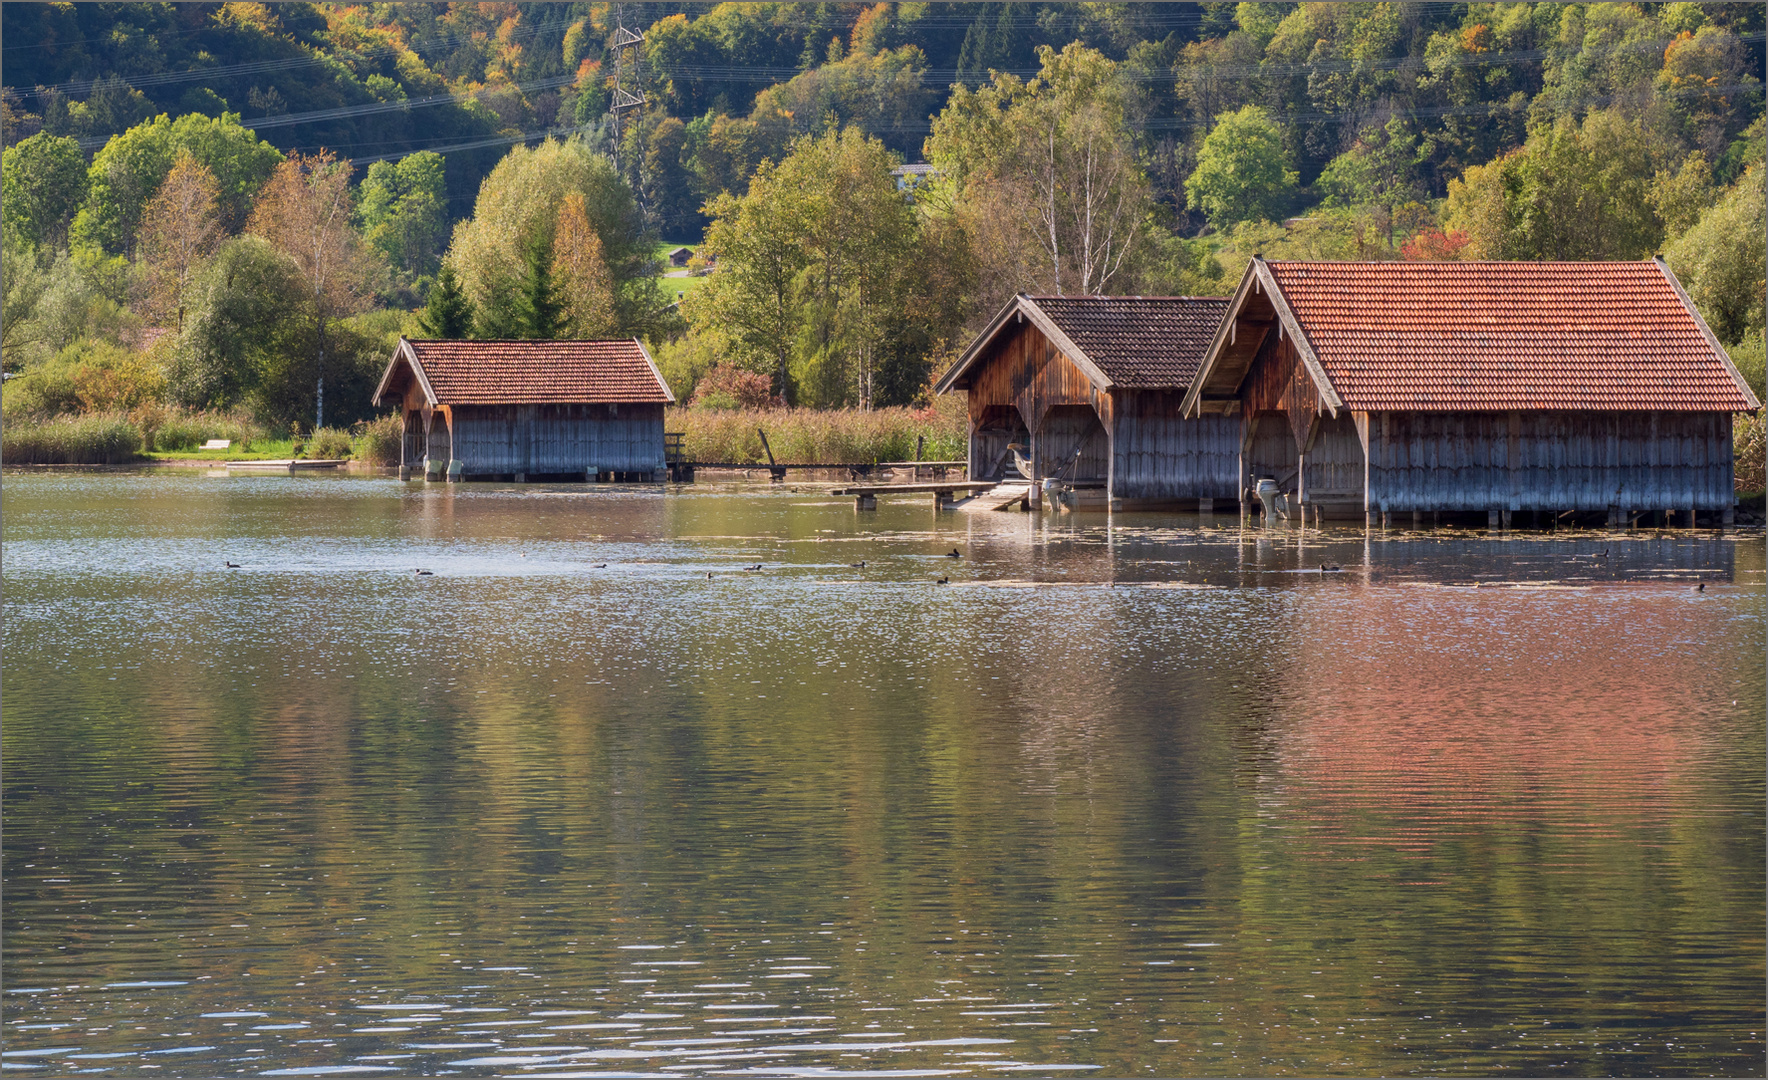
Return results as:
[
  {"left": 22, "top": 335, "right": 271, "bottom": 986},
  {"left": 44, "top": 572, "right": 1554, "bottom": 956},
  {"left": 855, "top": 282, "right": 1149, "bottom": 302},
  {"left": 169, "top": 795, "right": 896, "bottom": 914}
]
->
[
  {"left": 450, "top": 403, "right": 665, "bottom": 475},
  {"left": 1112, "top": 390, "right": 1240, "bottom": 499},
  {"left": 1301, "top": 412, "right": 1365, "bottom": 501},
  {"left": 1368, "top": 410, "right": 1734, "bottom": 511},
  {"left": 1244, "top": 413, "right": 1299, "bottom": 491},
  {"left": 1037, "top": 405, "right": 1110, "bottom": 481}
]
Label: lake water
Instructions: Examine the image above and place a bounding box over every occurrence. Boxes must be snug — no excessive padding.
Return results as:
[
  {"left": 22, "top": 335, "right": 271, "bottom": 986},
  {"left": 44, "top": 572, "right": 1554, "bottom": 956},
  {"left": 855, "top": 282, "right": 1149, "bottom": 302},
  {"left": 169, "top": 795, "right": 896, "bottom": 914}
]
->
[{"left": 3, "top": 470, "right": 1763, "bottom": 1077}]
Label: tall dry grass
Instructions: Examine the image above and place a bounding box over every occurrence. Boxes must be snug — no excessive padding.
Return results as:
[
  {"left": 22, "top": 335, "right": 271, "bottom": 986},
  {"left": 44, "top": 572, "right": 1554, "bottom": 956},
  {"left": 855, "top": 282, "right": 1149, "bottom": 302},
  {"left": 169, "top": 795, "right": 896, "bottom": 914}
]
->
[
  {"left": 2, "top": 413, "right": 144, "bottom": 464},
  {"left": 669, "top": 401, "right": 966, "bottom": 464}
]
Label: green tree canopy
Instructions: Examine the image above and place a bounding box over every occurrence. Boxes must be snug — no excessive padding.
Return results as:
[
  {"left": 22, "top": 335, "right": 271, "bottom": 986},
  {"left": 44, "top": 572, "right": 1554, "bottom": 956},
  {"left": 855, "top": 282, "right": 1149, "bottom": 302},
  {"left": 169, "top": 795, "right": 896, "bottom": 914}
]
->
[
  {"left": 1, "top": 133, "right": 88, "bottom": 247},
  {"left": 168, "top": 235, "right": 310, "bottom": 412},
  {"left": 446, "top": 137, "right": 660, "bottom": 336},
  {"left": 355, "top": 152, "right": 448, "bottom": 279},
  {"left": 70, "top": 113, "right": 283, "bottom": 258},
  {"left": 1665, "top": 164, "right": 1766, "bottom": 347},
  {"left": 1185, "top": 105, "right": 1299, "bottom": 228}
]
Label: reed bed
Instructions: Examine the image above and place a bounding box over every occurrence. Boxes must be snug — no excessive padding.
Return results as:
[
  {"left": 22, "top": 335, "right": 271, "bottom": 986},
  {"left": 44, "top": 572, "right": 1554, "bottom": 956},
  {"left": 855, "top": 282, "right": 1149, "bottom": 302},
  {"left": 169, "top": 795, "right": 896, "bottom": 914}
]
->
[
  {"left": 669, "top": 404, "right": 966, "bottom": 464},
  {"left": 148, "top": 409, "right": 267, "bottom": 453},
  {"left": 2, "top": 413, "right": 144, "bottom": 464}
]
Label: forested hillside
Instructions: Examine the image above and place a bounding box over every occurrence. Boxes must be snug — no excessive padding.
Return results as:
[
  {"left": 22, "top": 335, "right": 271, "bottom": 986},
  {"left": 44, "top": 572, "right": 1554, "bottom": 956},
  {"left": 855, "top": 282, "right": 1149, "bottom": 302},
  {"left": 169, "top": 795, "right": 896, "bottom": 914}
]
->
[{"left": 3, "top": 2, "right": 1764, "bottom": 447}]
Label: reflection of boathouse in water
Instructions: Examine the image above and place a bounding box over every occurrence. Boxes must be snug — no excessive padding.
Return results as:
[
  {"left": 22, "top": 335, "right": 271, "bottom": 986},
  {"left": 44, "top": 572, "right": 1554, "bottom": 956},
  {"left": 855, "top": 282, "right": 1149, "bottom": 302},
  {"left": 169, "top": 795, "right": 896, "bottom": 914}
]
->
[
  {"left": 374, "top": 338, "right": 675, "bottom": 482},
  {"left": 933, "top": 294, "right": 1239, "bottom": 511},
  {"left": 1182, "top": 258, "right": 1759, "bottom": 526}
]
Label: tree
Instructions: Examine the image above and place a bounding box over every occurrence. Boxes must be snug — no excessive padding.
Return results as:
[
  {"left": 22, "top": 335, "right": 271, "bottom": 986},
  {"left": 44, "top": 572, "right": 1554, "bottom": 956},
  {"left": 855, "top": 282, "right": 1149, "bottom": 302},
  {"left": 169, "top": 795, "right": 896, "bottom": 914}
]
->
[
  {"left": 445, "top": 137, "right": 659, "bottom": 335},
  {"left": 927, "top": 44, "right": 1149, "bottom": 303},
  {"left": 167, "top": 236, "right": 310, "bottom": 412},
  {"left": 1664, "top": 164, "right": 1766, "bottom": 346},
  {"left": 71, "top": 112, "right": 283, "bottom": 258},
  {"left": 136, "top": 151, "right": 223, "bottom": 330},
  {"left": 517, "top": 234, "right": 562, "bottom": 340},
  {"left": 1185, "top": 105, "right": 1299, "bottom": 228},
  {"left": 696, "top": 164, "right": 811, "bottom": 402},
  {"left": 552, "top": 192, "right": 617, "bottom": 338},
  {"left": 417, "top": 264, "right": 475, "bottom": 339},
  {"left": 1444, "top": 109, "right": 1666, "bottom": 260},
  {"left": 1, "top": 228, "right": 52, "bottom": 371},
  {"left": 355, "top": 151, "right": 447, "bottom": 279},
  {"left": 247, "top": 151, "right": 381, "bottom": 428},
  {"left": 0, "top": 133, "right": 87, "bottom": 247}
]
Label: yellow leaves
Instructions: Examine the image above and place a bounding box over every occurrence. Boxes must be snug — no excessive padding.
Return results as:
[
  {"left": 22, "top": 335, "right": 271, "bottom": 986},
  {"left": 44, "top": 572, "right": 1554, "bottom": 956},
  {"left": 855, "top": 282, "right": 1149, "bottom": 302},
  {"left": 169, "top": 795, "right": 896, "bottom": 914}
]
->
[{"left": 1459, "top": 23, "right": 1492, "bottom": 55}]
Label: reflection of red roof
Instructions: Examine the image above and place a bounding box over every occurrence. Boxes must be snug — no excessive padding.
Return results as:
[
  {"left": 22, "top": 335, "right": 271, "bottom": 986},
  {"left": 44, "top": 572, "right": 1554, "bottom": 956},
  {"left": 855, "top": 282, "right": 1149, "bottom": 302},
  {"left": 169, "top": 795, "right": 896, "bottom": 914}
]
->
[
  {"left": 1264, "top": 260, "right": 1757, "bottom": 411},
  {"left": 377, "top": 339, "right": 674, "bottom": 406}
]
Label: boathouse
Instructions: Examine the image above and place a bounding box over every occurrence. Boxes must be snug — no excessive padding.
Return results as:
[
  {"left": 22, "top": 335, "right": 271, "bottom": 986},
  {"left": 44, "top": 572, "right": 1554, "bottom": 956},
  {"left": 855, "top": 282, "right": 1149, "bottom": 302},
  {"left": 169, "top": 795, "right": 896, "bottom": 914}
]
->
[
  {"left": 934, "top": 294, "right": 1238, "bottom": 510},
  {"left": 373, "top": 338, "right": 675, "bottom": 481},
  {"left": 1180, "top": 257, "right": 1760, "bottom": 525}
]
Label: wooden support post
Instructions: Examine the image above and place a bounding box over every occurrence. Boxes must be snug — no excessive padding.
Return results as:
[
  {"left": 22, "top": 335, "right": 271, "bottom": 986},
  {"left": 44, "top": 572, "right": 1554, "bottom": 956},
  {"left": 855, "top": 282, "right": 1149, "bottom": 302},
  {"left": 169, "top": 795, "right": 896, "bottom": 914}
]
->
[
  {"left": 1722, "top": 506, "right": 1735, "bottom": 527},
  {"left": 1606, "top": 504, "right": 1621, "bottom": 529},
  {"left": 1411, "top": 510, "right": 1421, "bottom": 530},
  {"left": 399, "top": 465, "right": 411, "bottom": 481},
  {"left": 933, "top": 490, "right": 953, "bottom": 510},
  {"left": 1198, "top": 497, "right": 1213, "bottom": 518},
  {"left": 1488, "top": 509, "right": 1502, "bottom": 531},
  {"left": 515, "top": 473, "right": 527, "bottom": 483},
  {"left": 1501, "top": 508, "right": 1512, "bottom": 530},
  {"left": 1380, "top": 510, "right": 1391, "bottom": 529},
  {"left": 855, "top": 494, "right": 877, "bottom": 511},
  {"left": 1684, "top": 505, "right": 1696, "bottom": 529},
  {"left": 1366, "top": 510, "right": 1379, "bottom": 528}
]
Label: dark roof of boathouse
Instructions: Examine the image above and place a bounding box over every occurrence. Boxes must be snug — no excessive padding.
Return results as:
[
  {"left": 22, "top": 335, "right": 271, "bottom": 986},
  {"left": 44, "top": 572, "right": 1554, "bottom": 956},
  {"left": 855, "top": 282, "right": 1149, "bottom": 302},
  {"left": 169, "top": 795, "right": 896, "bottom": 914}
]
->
[
  {"left": 1184, "top": 258, "right": 1760, "bottom": 415},
  {"left": 374, "top": 339, "right": 675, "bottom": 408},
  {"left": 934, "top": 294, "right": 1231, "bottom": 394}
]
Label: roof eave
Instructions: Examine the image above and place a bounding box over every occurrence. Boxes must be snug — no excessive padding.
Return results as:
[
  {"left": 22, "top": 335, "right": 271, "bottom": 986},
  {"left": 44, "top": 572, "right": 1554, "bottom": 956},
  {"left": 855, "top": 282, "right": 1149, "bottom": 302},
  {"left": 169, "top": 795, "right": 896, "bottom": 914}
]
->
[
  {"left": 1653, "top": 256, "right": 1762, "bottom": 412},
  {"left": 1258, "top": 261, "right": 1345, "bottom": 416},
  {"left": 933, "top": 296, "right": 1022, "bottom": 395},
  {"left": 373, "top": 338, "right": 439, "bottom": 408},
  {"left": 634, "top": 338, "right": 677, "bottom": 404},
  {"left": 1017, "top": 301, "right": 1114, "bottom": 393},
  {"left": 1181, "top": 264, "right": 1261, "bottom": 418}
]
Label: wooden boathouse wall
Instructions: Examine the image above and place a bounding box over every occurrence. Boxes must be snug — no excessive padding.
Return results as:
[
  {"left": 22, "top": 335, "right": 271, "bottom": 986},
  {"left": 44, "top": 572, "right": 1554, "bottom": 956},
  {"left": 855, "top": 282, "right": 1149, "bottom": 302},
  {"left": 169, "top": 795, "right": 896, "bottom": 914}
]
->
[
  {"left": 958, "top": 312, "right": 1240, "bottom": 505},
  {"left": 375, "top": 338, "right": 674, "bottom": 482},
  {"left": 450, "top": 403, "right": 665, "bottom": 477},
  {"left": 1112, "top": 390, "right": 1240, "bottom": 501},
  {"left": 1186, "top": 259, "right": 1755, "bottom": 520},
  {"left": 1365, "top": 410, "right": 1735, "bottom": 512}
]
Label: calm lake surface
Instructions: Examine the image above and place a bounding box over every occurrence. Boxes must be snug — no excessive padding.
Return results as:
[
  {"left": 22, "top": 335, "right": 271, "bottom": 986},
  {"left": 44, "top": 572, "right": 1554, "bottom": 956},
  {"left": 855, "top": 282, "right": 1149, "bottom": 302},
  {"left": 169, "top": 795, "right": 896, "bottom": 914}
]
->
[{"left": 3, "top": 469, "right": 1763, "bottom": 1077}]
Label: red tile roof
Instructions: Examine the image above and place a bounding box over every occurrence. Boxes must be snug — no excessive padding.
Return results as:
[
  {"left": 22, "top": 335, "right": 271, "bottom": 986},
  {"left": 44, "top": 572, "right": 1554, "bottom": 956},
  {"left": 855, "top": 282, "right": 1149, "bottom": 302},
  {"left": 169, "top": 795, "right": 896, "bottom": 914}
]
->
[
  {"left": 387, "top": 339, "right": 673, "bottom": 406},
  {"left": 1026, "top": 295, "right": 1231, "bottom": 388},
  {"left": 1264, "top": 260, "right": 1755, "bottom": 411}
]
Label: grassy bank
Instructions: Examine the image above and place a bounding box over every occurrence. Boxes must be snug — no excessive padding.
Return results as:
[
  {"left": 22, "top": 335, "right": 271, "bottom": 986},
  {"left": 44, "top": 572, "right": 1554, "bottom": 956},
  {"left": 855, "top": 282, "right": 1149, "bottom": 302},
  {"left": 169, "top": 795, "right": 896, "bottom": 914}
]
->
[
  {"left": 668, "top": 403, "right": 966, "bottom": 465},
  {"left": 5, "top": 409, "right": 405, "bottom": 466}
]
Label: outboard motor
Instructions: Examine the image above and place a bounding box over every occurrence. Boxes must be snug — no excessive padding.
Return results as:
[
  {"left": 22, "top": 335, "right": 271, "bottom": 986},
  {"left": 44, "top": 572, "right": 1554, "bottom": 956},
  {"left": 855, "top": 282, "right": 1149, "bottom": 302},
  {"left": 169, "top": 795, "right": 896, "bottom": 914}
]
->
[{"left": 1254, "top": 477, "right": 1289, "bottom": 522}]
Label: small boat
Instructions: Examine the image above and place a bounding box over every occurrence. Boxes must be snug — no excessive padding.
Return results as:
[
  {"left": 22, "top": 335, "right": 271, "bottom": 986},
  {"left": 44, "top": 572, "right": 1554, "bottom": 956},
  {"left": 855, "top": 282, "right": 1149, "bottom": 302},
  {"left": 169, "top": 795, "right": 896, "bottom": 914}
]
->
[{"left": 1009, "top": 445, "right": 1033, "bottom": 479}]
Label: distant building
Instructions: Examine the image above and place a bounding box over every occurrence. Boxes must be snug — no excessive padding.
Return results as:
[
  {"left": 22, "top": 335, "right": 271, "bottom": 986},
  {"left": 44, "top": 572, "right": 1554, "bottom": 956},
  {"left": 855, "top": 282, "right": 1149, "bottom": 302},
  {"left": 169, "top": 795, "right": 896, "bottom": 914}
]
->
[
  {"left": 667, "top": 246, "right": 693, "bottom": 267},
  {"left": 1181, "top": 257, "right": 1760, "bottom": 525},
  {"left": 373, "top": 338, "right": 675, "bottom": 482},
  {"left": 891, "top": 162, "right": 940, "bottom": 192}
]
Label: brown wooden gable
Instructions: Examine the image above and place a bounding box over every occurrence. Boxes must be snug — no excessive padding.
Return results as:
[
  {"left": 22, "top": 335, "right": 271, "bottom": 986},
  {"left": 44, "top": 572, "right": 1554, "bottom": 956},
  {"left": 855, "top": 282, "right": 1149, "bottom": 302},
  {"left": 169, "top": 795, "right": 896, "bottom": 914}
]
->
[
  {"left": 965, "top": 318, "right": 1112, "bottom": 433},
  {"left": 1242, "top": 325, "right": 1323, "bottom": 453}
]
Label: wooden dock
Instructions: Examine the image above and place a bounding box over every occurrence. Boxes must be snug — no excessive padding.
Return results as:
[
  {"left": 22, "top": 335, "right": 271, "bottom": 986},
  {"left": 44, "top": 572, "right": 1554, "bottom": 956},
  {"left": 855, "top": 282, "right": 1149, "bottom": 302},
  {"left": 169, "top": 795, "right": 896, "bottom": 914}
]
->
[
  {"left": 830, "top": 480, "right": 998, "bottom": 510},
  {"left": 225, "top": 459, "right": 347, "bottom": 471}
]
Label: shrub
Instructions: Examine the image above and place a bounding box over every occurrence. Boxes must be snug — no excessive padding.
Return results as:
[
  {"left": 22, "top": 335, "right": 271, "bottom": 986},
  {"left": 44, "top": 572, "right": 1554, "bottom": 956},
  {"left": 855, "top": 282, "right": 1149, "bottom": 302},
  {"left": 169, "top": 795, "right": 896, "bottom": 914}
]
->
[
  {"left": 351, "top": 412, "right": 403, "bottom": 466},
  {"left": 1, "top": 412, "right": 142, "bottom": 464},
  {"left": 689, "top": 364, "right": 780, "bottom": 410},
  {"left": 307, "top": 426, "right": 353, "bottom": 460},
  {"left": 1736, "top": 412, "right": 1765, "bottom": 497},
  {"left": 152, "top": 409, "right": 265, "bottom": 452}
]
